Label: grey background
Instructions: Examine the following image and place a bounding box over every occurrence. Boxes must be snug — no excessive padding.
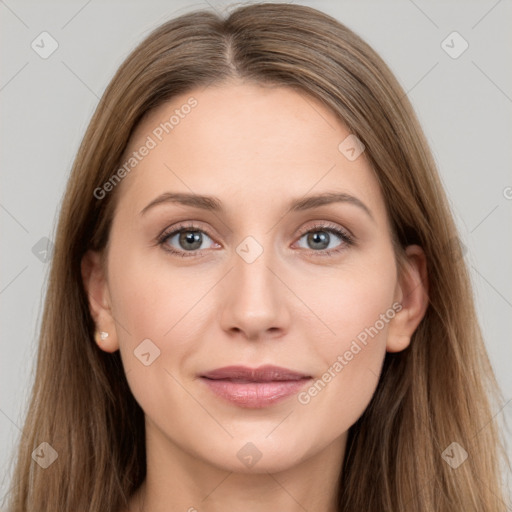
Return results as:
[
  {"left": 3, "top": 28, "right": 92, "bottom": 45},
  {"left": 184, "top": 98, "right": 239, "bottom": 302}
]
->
[{"left": 1, "top": 0, "right": 511, "bottom": 506}]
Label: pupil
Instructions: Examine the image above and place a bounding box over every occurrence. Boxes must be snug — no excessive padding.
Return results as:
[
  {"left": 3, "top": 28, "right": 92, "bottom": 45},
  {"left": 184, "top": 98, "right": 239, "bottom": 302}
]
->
[
  {"left": 180, "top": 231, "right": 202, "bottom": 250},
  {"left": 308, "top": 231, "right": 329, "bottom": 250}
]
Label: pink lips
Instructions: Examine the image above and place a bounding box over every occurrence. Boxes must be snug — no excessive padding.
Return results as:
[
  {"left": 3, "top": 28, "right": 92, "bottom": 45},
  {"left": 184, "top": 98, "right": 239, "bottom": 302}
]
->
[{"left": 200, "top": 365, "right": 312, "bottom": 408}]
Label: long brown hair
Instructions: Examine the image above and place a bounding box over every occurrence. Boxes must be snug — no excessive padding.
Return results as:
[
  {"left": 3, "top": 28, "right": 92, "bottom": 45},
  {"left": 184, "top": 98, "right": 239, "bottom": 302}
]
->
[{"left": 4, "top": 3, "right": 509, "bottom": 510}]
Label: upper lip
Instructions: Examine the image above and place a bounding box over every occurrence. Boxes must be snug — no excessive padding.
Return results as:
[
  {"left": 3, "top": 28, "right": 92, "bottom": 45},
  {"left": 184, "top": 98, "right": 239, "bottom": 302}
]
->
[{"left": 200, "top": 365, "right": 311, "bottom": 382}]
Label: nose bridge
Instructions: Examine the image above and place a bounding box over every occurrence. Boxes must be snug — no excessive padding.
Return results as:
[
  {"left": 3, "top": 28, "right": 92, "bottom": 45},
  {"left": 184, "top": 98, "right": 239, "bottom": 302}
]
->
[
  {"left": 233, "top": 234, "right": 278, "bottom": 308},
  {"left": 235, "top": 240, "right": 273, "bottom": 295}
]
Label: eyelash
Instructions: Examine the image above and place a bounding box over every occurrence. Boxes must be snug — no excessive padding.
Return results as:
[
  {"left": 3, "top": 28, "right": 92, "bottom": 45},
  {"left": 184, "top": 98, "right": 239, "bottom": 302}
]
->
[{"left": 156, "top": 221, "right": 355, "bottom": 258}]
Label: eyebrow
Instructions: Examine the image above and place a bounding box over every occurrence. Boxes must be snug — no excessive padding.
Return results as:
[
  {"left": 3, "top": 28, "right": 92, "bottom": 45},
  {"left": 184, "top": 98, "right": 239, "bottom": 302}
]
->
[{"left": 139, "top": 191, "right": 374, "bottom": 221}]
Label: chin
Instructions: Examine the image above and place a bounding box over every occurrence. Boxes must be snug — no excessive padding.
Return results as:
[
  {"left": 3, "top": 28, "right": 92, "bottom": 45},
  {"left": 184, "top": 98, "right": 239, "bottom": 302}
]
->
[{"left": 202, "top": 436, "right": 312, "bottom": 475}]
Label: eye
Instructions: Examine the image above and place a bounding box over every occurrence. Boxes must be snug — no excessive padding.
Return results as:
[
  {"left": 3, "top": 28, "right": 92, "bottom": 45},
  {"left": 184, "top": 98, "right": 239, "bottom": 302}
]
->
[
  {"left": 157, "top": 223, "right": 218, "bottom": 257},
  {"left": 157, "top": 221, "right": 354, "bottom": 258},
  {"left": 295, "top": 223, "right": 354, "bottom": 256}
]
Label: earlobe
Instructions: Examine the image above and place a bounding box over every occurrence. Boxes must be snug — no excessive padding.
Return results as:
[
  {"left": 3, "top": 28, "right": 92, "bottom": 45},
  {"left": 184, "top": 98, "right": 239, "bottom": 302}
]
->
[
  {"left": 81, "top": 250, "right": 119, "bottom": 353},
  {"left": 386, "top": 245, "right": 429, "bottom": 353}
]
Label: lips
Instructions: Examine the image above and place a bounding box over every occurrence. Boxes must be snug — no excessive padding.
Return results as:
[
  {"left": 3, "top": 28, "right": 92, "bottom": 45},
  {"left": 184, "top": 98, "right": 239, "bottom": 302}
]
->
[{"left": 200, "top": 365, "right": 312, "bottom": 408}]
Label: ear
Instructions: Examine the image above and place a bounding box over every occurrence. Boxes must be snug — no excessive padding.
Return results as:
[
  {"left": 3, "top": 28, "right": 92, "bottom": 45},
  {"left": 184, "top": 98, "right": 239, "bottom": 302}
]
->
[
  {"left": 386, "top": 244, "right": 429, "bottom": 353},
  {"left": 81, "top": 250, "right": 119, "bottom": 353}
]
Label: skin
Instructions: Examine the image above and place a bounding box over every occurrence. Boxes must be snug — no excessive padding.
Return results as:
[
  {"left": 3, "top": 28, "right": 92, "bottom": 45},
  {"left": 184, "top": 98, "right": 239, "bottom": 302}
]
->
[{"left": 82, "top": 80, "right": 428, "bottom": 512}]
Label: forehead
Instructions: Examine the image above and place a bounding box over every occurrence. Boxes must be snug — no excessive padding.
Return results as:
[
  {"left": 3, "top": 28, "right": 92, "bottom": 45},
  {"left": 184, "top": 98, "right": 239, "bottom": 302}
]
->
[{"left": 114, "top": 81, "right": 386, "bottom": 222}]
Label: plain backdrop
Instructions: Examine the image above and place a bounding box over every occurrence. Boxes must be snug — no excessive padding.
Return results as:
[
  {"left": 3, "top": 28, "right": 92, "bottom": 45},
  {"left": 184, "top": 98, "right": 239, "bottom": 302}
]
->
[{"left": 1, "top": 0, "right": 511, "bottom": 505}]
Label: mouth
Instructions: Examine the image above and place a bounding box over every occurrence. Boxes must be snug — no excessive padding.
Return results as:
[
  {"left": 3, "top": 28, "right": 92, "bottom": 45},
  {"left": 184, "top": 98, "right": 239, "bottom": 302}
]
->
[{"left": 199, "top": 365, "right": 312, "bottom": 408}]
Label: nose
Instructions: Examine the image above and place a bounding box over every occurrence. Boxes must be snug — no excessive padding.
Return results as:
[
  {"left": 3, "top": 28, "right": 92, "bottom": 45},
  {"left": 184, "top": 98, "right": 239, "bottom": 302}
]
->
[{"left": 218, "top": 243, "right": 291, "bottom": 341}]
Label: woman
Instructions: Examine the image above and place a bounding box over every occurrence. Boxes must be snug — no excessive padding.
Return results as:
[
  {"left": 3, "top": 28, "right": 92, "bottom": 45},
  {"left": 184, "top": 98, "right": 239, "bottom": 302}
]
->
[{"left": 5, "top": 3, "right": 509, "bottom": 511}]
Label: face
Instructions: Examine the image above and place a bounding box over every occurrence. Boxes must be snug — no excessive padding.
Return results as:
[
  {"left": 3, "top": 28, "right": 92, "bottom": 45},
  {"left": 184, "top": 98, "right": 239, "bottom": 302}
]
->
[{"left": 84, "top": 81, "right": 426, "bottom": 474}]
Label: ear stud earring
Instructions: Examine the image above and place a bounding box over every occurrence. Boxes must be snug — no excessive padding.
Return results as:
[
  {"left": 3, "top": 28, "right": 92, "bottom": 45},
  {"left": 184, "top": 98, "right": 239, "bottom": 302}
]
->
[{"left": 96, "top": 331, "right": 109, "bottom": 342}]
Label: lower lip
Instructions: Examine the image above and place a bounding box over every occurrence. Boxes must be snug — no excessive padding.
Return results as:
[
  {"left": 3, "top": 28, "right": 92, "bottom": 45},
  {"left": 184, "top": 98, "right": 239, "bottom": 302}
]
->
[{"left": 201, "top": 377, "right": 311, "bottom": 408}]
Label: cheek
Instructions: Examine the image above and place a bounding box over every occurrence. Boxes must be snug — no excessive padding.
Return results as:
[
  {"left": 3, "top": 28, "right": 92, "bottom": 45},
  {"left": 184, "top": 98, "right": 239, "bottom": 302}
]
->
[
  {"left": 106, "top": 243, "right": 213, "bottom": 397},
  {"left": 106, "top": 247, "right": 208, "bottom": 419},
  {"left": 294, "top": 249, "right": 397, "bottom": 424},
  {"left": 108, "top": 243, "right": 210, "bottom": 340},
  {"left": 297, "top": 246, "right": 397, "bottom": 355}
]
